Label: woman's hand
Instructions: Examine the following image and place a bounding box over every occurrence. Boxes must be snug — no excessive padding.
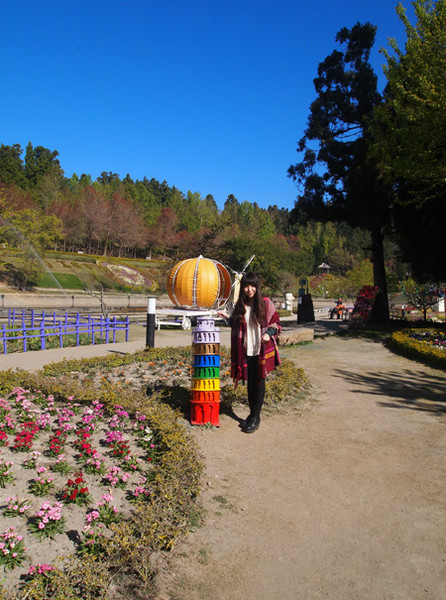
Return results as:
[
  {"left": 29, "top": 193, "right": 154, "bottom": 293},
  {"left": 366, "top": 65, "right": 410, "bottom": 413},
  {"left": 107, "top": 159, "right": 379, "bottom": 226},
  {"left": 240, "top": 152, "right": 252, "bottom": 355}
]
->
[
  {"left": 262, "top": 332, "right": 271, "bottom": 342},
  {"left": 217, "top": 310, "right": 229, "bottom": 319}
]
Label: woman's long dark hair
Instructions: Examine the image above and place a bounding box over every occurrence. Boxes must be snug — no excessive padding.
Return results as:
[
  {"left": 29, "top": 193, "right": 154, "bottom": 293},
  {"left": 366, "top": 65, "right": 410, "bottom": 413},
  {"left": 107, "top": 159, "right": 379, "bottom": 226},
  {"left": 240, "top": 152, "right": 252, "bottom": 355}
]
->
[{"left": 233, "top": 272, "right": 265, "bottom": 325}]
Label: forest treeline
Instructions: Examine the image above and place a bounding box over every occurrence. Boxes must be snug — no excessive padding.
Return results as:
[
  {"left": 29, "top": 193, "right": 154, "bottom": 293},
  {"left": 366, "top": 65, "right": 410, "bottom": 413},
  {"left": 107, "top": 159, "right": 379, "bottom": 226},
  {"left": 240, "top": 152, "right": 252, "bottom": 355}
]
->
[{"left": 0, "top": 141, "right": 381, "bottom": 292}]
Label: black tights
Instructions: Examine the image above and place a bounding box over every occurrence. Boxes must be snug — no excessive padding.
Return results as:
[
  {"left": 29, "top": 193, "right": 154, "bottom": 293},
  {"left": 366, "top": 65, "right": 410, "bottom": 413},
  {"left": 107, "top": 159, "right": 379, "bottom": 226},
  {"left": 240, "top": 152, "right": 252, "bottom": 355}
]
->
[{"left": 247, "top": 355, "right": 265, "bottom": 420}]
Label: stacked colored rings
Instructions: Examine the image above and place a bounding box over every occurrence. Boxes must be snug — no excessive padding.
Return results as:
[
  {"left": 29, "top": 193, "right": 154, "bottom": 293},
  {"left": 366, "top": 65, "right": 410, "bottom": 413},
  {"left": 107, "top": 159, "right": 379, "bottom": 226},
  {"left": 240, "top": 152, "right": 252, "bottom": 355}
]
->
[{"left": 190, "top": 317, "right": 221, "bottom": 426}]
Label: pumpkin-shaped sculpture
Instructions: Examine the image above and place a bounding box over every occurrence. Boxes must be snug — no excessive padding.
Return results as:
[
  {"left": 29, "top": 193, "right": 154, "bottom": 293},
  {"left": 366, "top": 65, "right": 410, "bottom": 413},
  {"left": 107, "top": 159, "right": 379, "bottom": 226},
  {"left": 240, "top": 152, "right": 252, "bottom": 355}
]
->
[{"left": 167, "top": 256, "right": 231, "bottom": 309}]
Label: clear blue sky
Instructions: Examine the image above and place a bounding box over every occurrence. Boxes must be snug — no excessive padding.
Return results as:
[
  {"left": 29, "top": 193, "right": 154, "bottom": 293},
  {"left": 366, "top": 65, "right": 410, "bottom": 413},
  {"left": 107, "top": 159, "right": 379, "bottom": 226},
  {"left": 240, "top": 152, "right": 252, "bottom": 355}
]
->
[{"left": 1, "top": 0, "right": 409, "bottom": 210}]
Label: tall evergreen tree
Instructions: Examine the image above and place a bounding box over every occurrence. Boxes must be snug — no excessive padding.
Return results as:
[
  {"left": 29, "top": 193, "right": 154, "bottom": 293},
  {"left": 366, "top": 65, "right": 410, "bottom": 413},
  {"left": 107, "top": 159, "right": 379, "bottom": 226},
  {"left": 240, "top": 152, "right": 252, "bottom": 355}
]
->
[
  {"left": 0, "top": 144, "right": 26, "bottom": 187},
  {"left": 24, "top": 142, "right": 63, "bottom": 187},
  {"left": 288, "top": 22, "right": 392, "bottom": 321}
]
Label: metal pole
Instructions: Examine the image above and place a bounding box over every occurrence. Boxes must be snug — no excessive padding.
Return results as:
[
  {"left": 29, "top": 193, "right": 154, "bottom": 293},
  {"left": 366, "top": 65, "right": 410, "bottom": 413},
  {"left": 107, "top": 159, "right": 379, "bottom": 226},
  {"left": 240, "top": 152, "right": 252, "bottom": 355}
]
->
[{"left": 146, "top": 297, "right": 156, "bottom": 349}]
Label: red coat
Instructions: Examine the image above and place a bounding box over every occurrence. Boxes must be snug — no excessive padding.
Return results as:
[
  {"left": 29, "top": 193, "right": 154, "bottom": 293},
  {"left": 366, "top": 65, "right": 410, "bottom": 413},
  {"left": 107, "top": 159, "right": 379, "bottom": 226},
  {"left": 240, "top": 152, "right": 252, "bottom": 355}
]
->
[{"left": 230, "top": 297, "right": 281, "bottom": 386}]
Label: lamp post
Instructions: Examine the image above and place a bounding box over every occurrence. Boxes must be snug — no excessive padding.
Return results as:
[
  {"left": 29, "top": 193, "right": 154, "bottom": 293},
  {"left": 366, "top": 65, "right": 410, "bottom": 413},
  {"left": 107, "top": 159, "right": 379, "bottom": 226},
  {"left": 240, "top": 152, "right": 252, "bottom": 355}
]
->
[{"left": 146, "top": 297, "right": 156, "bottom": 349}]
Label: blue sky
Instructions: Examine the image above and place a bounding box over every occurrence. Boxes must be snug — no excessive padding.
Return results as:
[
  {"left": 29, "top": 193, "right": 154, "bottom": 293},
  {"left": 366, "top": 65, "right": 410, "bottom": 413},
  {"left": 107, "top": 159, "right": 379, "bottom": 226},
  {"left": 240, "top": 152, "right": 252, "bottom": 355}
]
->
[{"left": 2, "top": 0, "right": 409, "bottom": 210}]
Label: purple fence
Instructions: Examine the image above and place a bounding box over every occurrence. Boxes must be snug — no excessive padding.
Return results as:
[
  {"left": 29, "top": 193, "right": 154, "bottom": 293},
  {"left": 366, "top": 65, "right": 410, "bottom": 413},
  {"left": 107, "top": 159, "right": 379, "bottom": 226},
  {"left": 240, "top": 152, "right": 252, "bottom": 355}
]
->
[{"left": 1, "top": 310, "right": 130, "bottom": 355}]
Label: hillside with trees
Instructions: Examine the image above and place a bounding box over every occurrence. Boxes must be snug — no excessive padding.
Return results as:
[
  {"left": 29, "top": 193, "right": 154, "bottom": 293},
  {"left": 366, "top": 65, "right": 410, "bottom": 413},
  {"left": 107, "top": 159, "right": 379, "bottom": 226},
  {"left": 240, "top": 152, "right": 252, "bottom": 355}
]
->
[{"left": 0, "top": 141, "right": 386, "bottom": 296}]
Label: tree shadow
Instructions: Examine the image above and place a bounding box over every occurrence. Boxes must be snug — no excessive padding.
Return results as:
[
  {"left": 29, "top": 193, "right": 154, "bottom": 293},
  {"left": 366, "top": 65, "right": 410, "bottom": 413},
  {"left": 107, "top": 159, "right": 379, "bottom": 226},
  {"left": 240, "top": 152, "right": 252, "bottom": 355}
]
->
[{"left": 333, "top": 367, "right": 446, "bottom": 415}]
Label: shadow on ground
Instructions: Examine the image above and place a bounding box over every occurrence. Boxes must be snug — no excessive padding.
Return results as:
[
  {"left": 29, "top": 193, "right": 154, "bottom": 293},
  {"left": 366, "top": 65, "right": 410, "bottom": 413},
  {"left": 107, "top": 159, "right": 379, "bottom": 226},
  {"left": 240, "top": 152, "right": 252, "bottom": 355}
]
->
[{"left": 334, "top": 367, "right": 446, "bottom": 415}]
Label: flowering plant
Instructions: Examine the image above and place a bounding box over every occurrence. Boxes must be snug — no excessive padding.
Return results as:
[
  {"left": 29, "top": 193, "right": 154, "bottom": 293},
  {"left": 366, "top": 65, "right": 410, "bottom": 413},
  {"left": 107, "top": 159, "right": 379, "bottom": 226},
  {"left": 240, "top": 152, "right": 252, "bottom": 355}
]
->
[
  {"left": 37, "top": 411, "right": 52, "bottom": 431},
  {"left": 29, "top": 467, "right": 54, "bottom": 496},
  {"left": 83, "top": 455, "right": 106, "bottom": 475},
  {"left": 23, "top": 450, "right": 41, "bottom": 469},
  {"left": 11, "top": 421, "right": 39, "bottom": 452},
  {"left": 0, "top": 429, "right": 9, "bottom": 447},
  {"left": 47, "top": 429, "right": 67, "bottom": 456},
  {"left": 349, "top": 286, "right": 380, "bottom": 330},
  {"left": 93, "top": 494, "right": 121, "bottom": 525},
  {"left": 145, "top": 442, "right": 157, "bottom": 463},
  {"left": 61, "top": 472, "right": 91, "bottom": 505},
  {"left": 74, "top": 427, "right": 92, "bottom": 446},
  {"left": 0, "top": 398, "right": 11, "bottom": 420},
  {"left": 131, "top": 475, "right": 152, "bottom": 502},
  {"left": 123, "top": 453, "right": 142, "bottom": 471},
  {"left": 3, "top": 414, "right": 16, "bottom": 433},
  {"left": 101, "top": 262, "right": 145, "bottom": 286},
  {"left": 50, "top": 454, "right": 71, "bottom": 475},
  {"left": 29, "top": 501, "right": 65, "bottom": 539},
  {"left": 55, "top": 406, "right": 76, "bottom": 429},
  {"left": 136, "top": 426, "right": 156, "bottom": 452},
  {"left": 79, "top": 522, "right": 107, "bottom": 558},
  {"left": 76, "top": 439, "right": 96, "bottom": 460},
  {"left": 108, "top": 405, "right": 130, "bottom": 429},
  {"left": 109, "top": 439, "right": 131, "bottom": 462},
  {"left": 104, "top": 465, "right": 131, "bottom": 488},
  {"left": 105, "top": 430, "right": 124, "bottom": 445},
  {"left": 131, "top": 411, "right": 148, "bottom": 432},
  {"left": 0, "top": 526, "right": 28, "bottom": 571},
  {"left": 28, "top": 562, "right": 55, "bottom": 576},
  {"left": 27, "top": 562, "right": 56, "bottom": 587},
  {"left": 74, "top": 428, "right": 97, "bottom": 460},
  {"left": 3, "top": 496, "right": 31, "bottom": 518},
  {"left": 80, "top": 400, "right": 104, "bottom": 428},
  {"left": 0, "top": 458, "right": 15, "bottom": 487}
]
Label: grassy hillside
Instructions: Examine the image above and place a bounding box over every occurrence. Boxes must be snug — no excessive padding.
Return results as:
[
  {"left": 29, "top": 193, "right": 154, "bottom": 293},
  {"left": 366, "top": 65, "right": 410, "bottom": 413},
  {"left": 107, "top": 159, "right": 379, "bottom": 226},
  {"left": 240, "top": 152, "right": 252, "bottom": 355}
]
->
[{"left": 1, "top": 250, "right": 173, "bottom": 294}]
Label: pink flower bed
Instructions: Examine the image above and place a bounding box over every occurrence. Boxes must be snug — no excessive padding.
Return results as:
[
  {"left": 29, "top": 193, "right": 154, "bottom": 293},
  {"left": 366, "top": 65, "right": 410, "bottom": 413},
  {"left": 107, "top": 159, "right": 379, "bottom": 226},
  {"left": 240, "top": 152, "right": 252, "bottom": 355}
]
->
[{"left": 0, "top": 388, "right": 158, "bottom": 588}]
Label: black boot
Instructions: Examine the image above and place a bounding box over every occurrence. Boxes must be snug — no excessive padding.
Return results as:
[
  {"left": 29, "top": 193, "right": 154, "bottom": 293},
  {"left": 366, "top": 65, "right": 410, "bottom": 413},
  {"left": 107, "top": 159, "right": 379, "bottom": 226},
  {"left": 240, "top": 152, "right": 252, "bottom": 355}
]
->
[{"left": 242, "top": 415, "right": 260, "bottom": 433}]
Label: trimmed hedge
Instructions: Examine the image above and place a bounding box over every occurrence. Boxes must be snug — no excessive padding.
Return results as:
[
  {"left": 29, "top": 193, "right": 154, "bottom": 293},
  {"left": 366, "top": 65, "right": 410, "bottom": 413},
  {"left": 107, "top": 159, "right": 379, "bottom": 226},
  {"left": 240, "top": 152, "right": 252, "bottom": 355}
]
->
[{"left": 388, "top": 329, "right": 446, "bottom": 370}]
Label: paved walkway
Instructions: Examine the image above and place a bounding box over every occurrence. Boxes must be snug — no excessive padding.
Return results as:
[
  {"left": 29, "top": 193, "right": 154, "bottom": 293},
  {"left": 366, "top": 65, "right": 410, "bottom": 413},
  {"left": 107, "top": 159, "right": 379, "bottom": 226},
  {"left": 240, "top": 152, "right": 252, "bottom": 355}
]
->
[{"left": 0, "top": 316, "right": 347, "bottom": 372}]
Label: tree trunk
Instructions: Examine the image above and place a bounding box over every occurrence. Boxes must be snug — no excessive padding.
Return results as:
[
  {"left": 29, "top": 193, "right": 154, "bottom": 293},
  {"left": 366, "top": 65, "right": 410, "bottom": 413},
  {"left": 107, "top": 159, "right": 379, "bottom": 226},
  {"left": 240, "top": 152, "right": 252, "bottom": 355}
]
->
[{"left": 371, "top": 225, "right": 390, "bottom": 324}]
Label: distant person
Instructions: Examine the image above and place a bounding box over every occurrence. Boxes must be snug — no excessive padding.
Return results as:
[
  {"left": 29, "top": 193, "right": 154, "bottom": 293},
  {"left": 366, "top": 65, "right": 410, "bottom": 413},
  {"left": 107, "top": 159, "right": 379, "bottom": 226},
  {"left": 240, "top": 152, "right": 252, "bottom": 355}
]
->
[
  {"left": 218, "top": 272, "right": 281, "bottom": 433},
  {"left": 330, "top": 297, "right": 345, "bottom": 319}
]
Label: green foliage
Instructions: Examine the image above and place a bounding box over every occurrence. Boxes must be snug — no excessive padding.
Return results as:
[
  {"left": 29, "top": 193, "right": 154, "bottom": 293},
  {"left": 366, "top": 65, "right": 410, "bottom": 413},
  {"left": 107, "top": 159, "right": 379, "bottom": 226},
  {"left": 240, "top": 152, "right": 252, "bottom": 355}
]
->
[
  {"left": 377, "top": 0, "right": 446, "bottom": 198},
  {"left": 401, "top": 278, "right": 441, "bottom": 320},
  {"left": 370, "top": 0, "right": 446, "bottom": 282},
  {"left": 36, "top": 272, "right": 84, "bottom": 289},
  {"left": 0, "top": 144, "right": 26, "bottom": 187},
  {"left": 344, "top": 260, "right": 374, "bottom": 296},
  {"left": 45, "top": 251, "right": 98, "bottom": 263}
]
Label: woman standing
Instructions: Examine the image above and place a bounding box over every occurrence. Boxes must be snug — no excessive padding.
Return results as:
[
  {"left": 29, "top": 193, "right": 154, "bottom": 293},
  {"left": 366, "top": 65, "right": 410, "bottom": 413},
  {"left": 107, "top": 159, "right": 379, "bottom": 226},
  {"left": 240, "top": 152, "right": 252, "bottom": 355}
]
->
[{"left": 219, "top": 272, "right": 281, "bottom": 433}]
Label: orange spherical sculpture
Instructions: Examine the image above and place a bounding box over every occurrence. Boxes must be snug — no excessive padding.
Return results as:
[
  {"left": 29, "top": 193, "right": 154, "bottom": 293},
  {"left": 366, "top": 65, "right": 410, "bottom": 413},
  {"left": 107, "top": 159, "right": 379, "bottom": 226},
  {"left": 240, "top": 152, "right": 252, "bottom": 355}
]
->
[{"left": 167, "top": 256, "right": 231, "bottom": 309}]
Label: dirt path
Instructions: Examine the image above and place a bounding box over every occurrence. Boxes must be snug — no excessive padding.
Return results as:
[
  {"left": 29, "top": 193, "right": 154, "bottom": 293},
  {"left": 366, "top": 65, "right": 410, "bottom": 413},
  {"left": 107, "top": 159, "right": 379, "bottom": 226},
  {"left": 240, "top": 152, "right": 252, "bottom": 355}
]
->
[{"left": 157, "top": 335, "right": 446, "bottom": 600}]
